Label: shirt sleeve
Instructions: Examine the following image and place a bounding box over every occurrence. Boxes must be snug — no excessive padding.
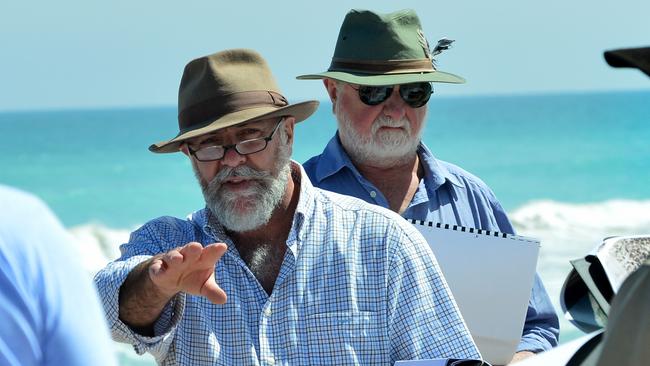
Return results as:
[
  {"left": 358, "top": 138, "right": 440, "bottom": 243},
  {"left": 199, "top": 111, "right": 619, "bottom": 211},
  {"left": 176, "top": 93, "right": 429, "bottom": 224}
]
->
[
  {"left": 517, "top": 274, "right": 560, "bottom": 352},
  {"left": 93, "top": 222, "right": 188, "bottom": 361},
  {"left": 385, "top": 221, "right": 481, "bottom": 363}
]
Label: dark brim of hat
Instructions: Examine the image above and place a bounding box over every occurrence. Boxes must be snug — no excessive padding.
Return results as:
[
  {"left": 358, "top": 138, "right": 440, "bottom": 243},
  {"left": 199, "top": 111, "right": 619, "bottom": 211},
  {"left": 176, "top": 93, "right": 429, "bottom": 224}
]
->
[
  {"left": 149, "top": 100, "right": 319, "bottom": 153},
  {"left": 296, "top": 70, "right": 465, "bottom": 85},
  {"left": 603, "top": 46, "right": 650, "bottom": 78}
]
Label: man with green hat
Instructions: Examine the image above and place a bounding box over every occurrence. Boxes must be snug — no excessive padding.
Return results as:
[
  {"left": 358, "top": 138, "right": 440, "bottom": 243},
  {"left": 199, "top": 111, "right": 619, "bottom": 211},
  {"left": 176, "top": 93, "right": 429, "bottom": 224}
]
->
[
  {"left": 299, "top": 9, "right": 559, "bottom": 363},
  {"left": 94, "top": 48, "right": 480, "bottom": 365}
]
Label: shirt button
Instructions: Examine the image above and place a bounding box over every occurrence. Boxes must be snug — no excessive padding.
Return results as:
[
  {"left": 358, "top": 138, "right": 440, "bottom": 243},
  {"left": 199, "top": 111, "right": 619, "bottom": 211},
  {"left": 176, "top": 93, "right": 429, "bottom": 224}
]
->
[
  {"left": 370, "top": 191, "right": 377, "bottom": 198},
  {"left": 264, "top": 307, "right": 272, "bottom": 317},
  {"left": 264, "top": 357, "right": 275, "bottom": 365}
]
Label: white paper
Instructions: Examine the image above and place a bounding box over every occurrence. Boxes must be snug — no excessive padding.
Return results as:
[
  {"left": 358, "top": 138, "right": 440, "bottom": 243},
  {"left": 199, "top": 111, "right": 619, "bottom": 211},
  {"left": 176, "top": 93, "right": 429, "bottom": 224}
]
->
[
  {"left": 394, "top": 359, "right": 450, "bottom": 366},
  {"left": 394, "top": 358, "right": 488, "bottom": 366},
  {"left": 411, "top": 221, "right": 540, "bottom": 366}
]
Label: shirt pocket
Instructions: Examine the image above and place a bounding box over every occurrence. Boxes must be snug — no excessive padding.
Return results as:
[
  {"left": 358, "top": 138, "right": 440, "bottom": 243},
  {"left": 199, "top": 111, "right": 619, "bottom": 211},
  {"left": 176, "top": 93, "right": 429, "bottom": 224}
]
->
[{"left": 305, "top": 311, "right": 386, "bottom": 365}]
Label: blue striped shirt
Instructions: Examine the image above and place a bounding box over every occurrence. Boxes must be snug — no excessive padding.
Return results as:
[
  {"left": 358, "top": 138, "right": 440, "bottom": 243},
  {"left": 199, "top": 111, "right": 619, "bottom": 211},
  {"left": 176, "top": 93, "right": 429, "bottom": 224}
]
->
[
  {"left": 303, "top": 136, "right": 560, "bottom": 353},
  {"left": 95, "top": 163, "right": 479, "bottom": 365}
]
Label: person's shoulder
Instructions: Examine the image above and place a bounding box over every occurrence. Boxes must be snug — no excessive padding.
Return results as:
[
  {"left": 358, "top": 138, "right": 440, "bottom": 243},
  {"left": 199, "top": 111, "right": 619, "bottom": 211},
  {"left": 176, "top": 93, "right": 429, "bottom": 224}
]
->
[
  {"left": 302, "top": 134, "right": 344, "bottom": 183},
  {"left": 437, "top": 159, "right": 497, "bottom": 195},
  {"left": 303, "top": 153, "right": 322, "bottom": 168},
  {"left": 0, "top": 185, "right": 54, "bottom": 220},
  {"left": 314, "top": 187, "right": 383, "bottom": 212},
  {"left": 310, "top": 190, "right": 430, "bottom": 258},
  {"left": 313, "top": 188, "right": 418, "bottom": 233},
  {"left": 140, "top": 215, "right": 189, "bottom": 227},
  {"left": 302, "top": 154, "right": 322, "bottom": 179},
  {"left": 0, "top": 185, "right": 68, "bottom": 250},
  {"left": 133, "top": 209, "right": 206, "bottom": 237}
]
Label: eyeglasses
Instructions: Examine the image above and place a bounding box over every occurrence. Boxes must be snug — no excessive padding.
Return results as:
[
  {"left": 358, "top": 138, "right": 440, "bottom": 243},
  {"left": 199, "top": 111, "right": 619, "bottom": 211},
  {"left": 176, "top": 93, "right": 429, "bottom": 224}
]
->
[
  {"left": 187, "top": 117, "right": 284, "bottom": 162},
  {"left": 351, "top": 82, "right": 433, "bottom": 108}
]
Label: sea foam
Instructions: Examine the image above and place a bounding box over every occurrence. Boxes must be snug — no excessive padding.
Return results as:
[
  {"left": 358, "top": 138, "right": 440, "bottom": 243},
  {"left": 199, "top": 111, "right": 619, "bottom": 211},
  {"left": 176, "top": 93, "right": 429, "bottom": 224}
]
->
[
  {"left": 68, "top": 223, "right": 132, "bottom": 274},
  {"left": 510, "top": 199, "right": 650, "bottom": 341}
]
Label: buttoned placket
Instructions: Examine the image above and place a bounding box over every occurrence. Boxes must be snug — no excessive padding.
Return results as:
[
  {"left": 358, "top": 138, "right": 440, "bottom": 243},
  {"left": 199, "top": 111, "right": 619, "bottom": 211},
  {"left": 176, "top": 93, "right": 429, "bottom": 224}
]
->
[
  {"left": 258, "top": 243, "right": 297, "bottom": 366},
  {"left": 350, "top": 168, "right": 390, "bottom": 207}
]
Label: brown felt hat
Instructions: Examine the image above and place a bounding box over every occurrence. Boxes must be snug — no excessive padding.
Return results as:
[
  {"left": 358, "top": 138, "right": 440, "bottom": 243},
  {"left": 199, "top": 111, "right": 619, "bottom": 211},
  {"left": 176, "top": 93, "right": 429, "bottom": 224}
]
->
[{"left": 150, "top": 49, "right": 319, "bottom": 153}]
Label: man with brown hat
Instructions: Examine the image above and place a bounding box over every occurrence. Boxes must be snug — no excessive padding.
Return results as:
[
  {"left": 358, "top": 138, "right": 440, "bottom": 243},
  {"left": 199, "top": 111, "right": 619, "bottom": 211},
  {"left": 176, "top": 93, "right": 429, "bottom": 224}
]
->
[
  {"left": 94, "top": 49, "right": 480, "bottom": 365},
  {"left": 299, "top": 9, "right": 559, "bottom": 363}
]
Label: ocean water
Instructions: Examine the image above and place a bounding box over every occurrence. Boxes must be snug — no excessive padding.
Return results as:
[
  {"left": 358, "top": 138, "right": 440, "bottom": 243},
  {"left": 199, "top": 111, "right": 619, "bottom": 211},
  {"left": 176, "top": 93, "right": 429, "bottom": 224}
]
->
[{"left": 1, "top": 90, "right": 649, "bottom": 364}]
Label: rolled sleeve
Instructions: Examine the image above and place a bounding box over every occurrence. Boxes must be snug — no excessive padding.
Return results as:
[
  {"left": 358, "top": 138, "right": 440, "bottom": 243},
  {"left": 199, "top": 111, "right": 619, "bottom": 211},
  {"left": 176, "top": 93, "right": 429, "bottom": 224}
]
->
[
  {"left": 489, "top": 197, "right": 560, "bottom": 352},
  {"left": 517, "top": 274, "right": 560, "bottom": 352},
  {"left": 94, "top": 255, "right": 188, "bottom": 358}
]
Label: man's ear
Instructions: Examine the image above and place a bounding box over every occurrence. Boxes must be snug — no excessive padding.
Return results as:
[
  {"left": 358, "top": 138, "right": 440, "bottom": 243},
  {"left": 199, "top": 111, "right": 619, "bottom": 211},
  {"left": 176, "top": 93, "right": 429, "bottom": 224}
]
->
[
  {"left": 282, "top": 117, "right": 296, "bottom": 145},
  {"left": 323, "top": 79, "right": 339, "bottom": 113},
  {"left": 179, "top": 143, "right": 190, "bottom": 157}
]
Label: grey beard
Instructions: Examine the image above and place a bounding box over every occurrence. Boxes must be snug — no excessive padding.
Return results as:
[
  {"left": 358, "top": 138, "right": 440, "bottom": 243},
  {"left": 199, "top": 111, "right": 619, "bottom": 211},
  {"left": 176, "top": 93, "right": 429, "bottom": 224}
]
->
[
  {"left": 335, "top": 104, "right": 422, "bottom": 168},
  {"left": 197, "top": 144, "right": 292, "bottom": 233}
]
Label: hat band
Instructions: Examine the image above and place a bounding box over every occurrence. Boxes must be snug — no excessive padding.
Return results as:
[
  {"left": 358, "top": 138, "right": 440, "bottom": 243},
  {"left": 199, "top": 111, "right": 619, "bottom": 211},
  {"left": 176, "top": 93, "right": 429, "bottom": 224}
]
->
[
  {"left": 329, "top": 57, "right": 435, "bottom": 75},
  {"left": 178, "top": 90, "right": 288, "bottom": 131}
]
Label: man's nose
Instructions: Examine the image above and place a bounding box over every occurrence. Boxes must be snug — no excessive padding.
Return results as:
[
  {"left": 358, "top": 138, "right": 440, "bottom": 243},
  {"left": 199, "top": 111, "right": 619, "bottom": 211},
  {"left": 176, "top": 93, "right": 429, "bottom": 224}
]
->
[
  {"left": 220, "top": 146, "right": 246, "bottom": 168},
  {"left": 382, "top": 86, "right": 407, "bottom": 120}
]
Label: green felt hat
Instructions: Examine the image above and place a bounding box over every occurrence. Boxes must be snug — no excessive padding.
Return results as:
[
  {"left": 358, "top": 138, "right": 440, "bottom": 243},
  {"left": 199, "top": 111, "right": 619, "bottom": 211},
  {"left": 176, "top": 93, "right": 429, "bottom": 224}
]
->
[
  {"left": 150, "top": 49, "right": 319, "bottom": 153},
  {"left": 297, "top": 9, "right": 465, "bottom": 86}
]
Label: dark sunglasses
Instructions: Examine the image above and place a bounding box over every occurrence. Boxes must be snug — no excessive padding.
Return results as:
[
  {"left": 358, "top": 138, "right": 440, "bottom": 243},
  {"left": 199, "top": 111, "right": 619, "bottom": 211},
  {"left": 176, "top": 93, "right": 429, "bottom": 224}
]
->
[{"left": 351, "top": 82, "right": 433, "bottom": 108}]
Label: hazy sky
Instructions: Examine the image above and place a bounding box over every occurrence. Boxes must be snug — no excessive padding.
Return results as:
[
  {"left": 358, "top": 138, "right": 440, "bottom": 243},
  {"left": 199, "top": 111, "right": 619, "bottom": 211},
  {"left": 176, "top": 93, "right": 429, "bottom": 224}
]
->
[{"left": 1, "top": 0, "right": 648, "bottom": 111}]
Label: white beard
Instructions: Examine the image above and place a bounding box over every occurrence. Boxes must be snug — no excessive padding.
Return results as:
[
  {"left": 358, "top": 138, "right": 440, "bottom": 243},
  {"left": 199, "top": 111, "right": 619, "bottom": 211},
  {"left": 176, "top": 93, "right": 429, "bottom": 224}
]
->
[
  {"left": 197, "top": 144, "right": 291, "bottom": 233},
  {"left": 335, "top": 106, "right": 422, "bottom": 168}
]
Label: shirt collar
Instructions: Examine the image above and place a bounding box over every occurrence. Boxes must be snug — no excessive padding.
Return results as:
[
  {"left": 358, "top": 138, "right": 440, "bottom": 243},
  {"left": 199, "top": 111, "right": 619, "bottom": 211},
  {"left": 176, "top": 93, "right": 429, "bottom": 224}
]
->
[
  {"left": 287, "top": 161, "right": 313, "bottom": 248},
  {"left": 198, "top": 160, "right": 313, "bottom": 254},
  {"left": 312, "top": 132, "right": 355, "bottom": 184},
  {"left": 417, "top": 143, "right": 465, "bottom": 189},
  {"left": 313, "top": 133, "right": 464, "bottom": 189}
]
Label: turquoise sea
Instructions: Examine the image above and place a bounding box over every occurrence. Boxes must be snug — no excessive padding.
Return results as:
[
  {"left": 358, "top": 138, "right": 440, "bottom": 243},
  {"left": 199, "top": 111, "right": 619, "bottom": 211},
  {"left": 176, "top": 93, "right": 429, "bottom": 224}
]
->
[{"left": 1, "top": 90, "right": 649, "bottom": 365}]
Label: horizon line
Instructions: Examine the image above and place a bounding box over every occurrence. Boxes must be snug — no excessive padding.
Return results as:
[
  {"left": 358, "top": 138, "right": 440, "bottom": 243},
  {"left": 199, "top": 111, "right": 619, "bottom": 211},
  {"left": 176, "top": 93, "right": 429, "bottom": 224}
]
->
[{"left": 1, "top": 88, "right": 648, "bottom": 115}]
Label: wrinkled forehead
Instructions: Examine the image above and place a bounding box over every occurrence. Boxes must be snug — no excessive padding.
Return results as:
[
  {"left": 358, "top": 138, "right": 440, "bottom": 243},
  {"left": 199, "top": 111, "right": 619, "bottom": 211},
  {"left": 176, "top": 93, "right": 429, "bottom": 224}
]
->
[{"left": 188, "top": 117, "right": 281, "bottom": 144}]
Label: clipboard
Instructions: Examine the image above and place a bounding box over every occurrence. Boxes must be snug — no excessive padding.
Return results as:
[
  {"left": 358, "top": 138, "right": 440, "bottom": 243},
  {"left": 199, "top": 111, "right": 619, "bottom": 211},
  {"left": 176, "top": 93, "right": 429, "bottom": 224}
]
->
[{"left": 409, "top": 220, "right": 540, "bottom": 366}]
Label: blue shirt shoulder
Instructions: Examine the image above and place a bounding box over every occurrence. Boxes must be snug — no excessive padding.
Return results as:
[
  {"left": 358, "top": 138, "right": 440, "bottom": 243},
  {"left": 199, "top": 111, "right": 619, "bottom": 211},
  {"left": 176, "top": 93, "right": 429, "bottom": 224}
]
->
[{"left": 0, "top": 185, "right": 117, "bottom": 366}]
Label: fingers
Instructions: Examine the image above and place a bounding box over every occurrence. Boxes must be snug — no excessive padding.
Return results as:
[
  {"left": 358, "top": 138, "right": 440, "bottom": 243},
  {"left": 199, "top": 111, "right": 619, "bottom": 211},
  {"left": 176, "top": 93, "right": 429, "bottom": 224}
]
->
[
  {"left": 149, "top": 242, "right": 229, "bottom": 303},
  {"left": 160, "top": 242, "right": 207, "bottom": 273},
  {"left": 198, "top": 243, "right": 228, "bottom": 267},
  {"left": 201, "top": 274, "right": 228, "bottom": 305},
  {"left": 151, "top": 246, "right": 189, "bottom": 281},
  {"left": 148, "top": 257, "right": 165, "bottom": 277},
  {"left": 198, "top": 243, "right": 228, "bottom": 304},
  {"left": 178, "top": 242, "right": 203, "bottom": 263},
  {"left": 199, "top": 243, "right": 228, "bottom": 304}
]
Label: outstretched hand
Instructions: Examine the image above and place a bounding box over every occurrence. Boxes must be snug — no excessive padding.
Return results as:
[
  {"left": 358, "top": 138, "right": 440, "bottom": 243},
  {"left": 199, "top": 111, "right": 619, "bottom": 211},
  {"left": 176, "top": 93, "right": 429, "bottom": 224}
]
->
[{"left": 148, "top": 242, "right": 228, "bottom": 304}]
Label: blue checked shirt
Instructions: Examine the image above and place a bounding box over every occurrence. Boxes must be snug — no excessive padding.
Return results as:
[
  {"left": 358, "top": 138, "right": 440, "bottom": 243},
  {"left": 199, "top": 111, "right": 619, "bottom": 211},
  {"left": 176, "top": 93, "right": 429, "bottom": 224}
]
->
[
  {"left": 94, "top": 163, "right": 480, "bottom": 365},
  {"left": 303, "top": 136, "right": 560, "bottom": 353}
]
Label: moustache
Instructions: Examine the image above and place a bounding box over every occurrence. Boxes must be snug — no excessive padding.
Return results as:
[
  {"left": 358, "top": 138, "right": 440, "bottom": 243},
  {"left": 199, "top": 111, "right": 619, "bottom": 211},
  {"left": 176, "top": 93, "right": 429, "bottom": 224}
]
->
[
  {"left": 208, "top": 165, "right": 274, "bottom": 192},
  {"left": 371, "top": 116, "right": 411, "bottom": 134}
]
